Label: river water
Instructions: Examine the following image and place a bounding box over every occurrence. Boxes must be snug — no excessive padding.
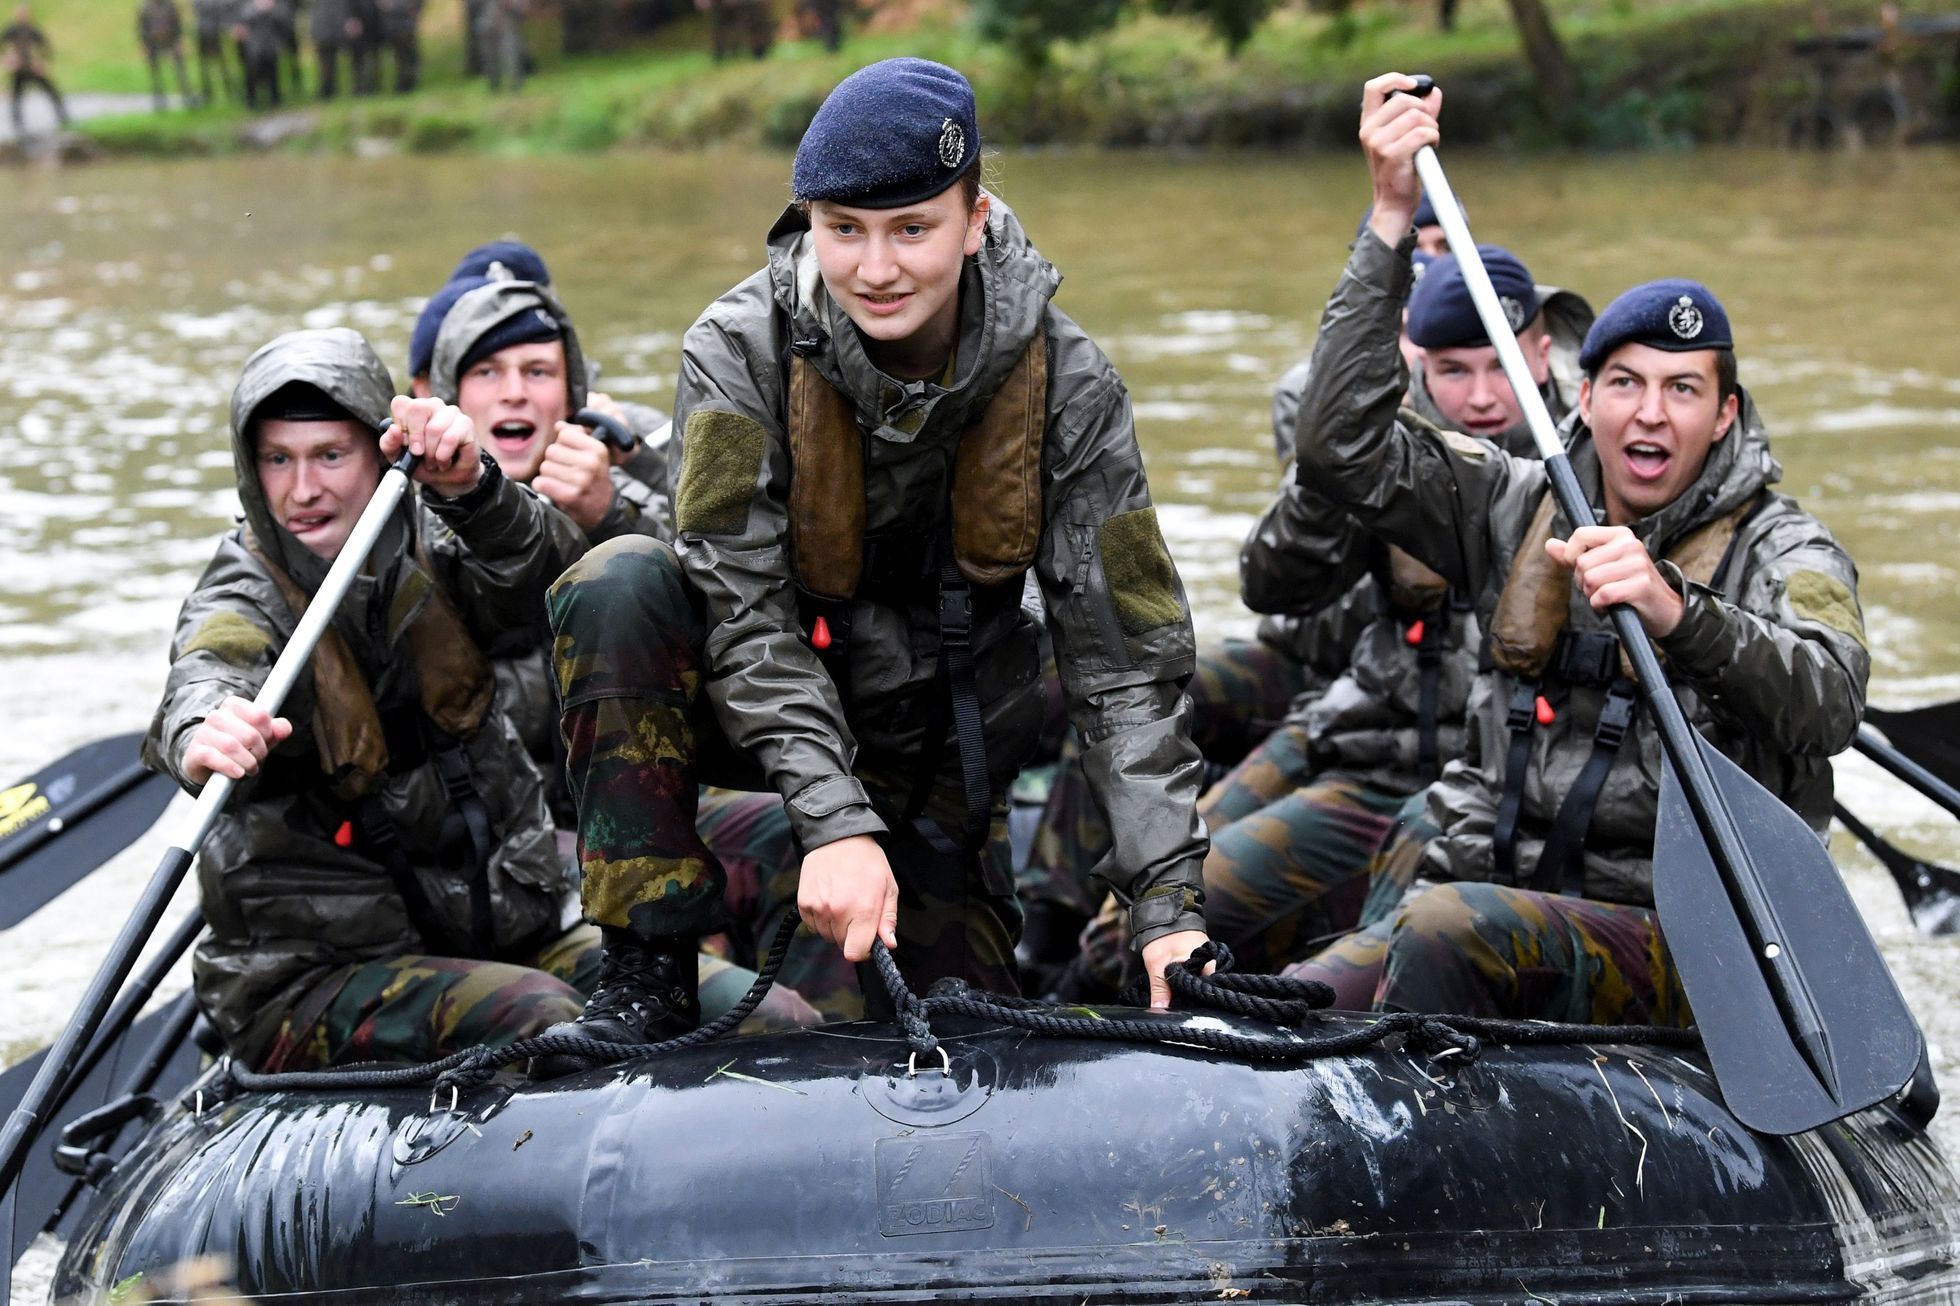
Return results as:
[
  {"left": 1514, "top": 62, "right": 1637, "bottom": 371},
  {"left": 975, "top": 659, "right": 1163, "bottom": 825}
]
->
[{"left": 4, "top": 146, "right": 1960, "bottom": 1296}]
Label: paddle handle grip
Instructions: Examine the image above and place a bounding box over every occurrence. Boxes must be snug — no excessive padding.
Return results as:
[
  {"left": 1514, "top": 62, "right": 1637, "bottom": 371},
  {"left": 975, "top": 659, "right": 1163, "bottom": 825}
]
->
[{"left": 572, "top": 407, "right": 635, "bottom": 453}]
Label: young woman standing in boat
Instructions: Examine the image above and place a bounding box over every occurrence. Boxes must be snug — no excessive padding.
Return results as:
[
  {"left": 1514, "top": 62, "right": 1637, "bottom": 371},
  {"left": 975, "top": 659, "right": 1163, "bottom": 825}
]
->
[
  {"left": 539, "top": 57, "right": 1214, "bottom": 1065},
  {"left": 1284, "top": 75, "right": 1870, "bottom": 1024}
]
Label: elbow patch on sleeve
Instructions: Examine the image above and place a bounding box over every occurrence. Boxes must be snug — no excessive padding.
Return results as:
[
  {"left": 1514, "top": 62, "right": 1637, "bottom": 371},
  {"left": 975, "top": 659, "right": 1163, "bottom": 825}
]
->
[
  {"left": 1099, "top": 506, "right": 1184, "bottom": 636},
  {"left": 675, "top": 410, "right": 767, "bottom": 537},
  {"left": 181, "top": 611, "right": 273, "bottom": 668},
  {"left": 1786, "top": 569, "right": 1867, "bottom": 650}
]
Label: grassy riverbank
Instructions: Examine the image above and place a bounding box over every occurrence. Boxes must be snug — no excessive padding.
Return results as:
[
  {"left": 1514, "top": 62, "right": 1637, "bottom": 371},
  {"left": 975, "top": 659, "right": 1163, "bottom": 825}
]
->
[{"left": 55, "top": 0, "right": 1960, "bottom": 156}]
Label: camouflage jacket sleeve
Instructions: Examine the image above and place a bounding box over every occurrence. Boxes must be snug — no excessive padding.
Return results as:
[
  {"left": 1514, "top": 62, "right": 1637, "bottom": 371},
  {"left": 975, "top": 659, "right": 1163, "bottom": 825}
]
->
[
  {"left": 669, "top": 283, "right": 884, "bottom": 851},
  {"left": 421, "top": 461, "right": 590, "bottom": 646},
  {"left": 1655, "top": 503, "right": 1869, "bottom": 757},
  {"left": 1294, "top": 231, "right": 1536, "bottom": 597},
  {"left": 142, "top": 536, "right": 295, "bottom": 795},
  {"left": 1035, "top": 311, "right": 1208, "bottom": 947}
]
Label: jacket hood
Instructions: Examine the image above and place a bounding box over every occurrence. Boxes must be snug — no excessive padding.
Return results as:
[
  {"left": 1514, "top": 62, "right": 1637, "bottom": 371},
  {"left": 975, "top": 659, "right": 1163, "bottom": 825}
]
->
[
  {"left": 429, "top": 280, "right": 589, "bottom": 413},
  {"left": 1563, "top": 384, "right": 1779, "bottom": 552},
  {"left": 228, "top": 327, "right": 399, "bottom": 591},
  {"left": 761, "top": 193, "right": 1062, "bottom": 439}
]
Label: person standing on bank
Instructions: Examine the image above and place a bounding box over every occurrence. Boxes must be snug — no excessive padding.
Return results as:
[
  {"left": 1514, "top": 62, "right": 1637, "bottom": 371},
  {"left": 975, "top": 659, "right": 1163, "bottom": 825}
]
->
[
  {"left": 2, "top": 4, "right": 68, "bottom": 137},
  {"left": 1284, "top": 76, "right": 1869, "bottom": 1024},
  {"left": 541, "top": 58, "right": 1211, "bottom": 1063},
  {"left": 139, "top": 0, "right": 195, "bottom": 110}
]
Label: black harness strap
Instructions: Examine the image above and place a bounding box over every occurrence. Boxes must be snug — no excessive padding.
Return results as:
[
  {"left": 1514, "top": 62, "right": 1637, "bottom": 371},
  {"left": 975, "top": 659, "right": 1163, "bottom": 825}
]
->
[
  {"left": 903, "top": 552, "right": 991, "bottom": 851},
  {"left": 1491, "top": 679, "right": 1539, "bottom": 885},
  {"left": 1534, "top": 678, "right": 1640, "bottom": 896},
  {"left": 1413, "top": 604, "right": 1450, "bottom": 784},
  {"left": 430, "top": 733, "right": 496, "bottom": 950}
]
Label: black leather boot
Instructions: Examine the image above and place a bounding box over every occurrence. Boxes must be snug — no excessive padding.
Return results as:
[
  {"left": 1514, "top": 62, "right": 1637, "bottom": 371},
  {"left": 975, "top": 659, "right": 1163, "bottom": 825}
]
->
[{"left": 531, "top": 928, "right": 700, "bottom": 1078}]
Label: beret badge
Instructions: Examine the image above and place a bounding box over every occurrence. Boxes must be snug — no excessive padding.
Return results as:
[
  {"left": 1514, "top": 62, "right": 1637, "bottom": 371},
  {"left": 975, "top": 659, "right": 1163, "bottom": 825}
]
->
[
  {"left": 938, "top": 117, "right": 967, "bottom": 169},
  {"left": 1500, "top": 295, "right": 1526, "bottom": 331},
  {"left": 1668, "top": 294, "right": 1704, "bottom": 340}
]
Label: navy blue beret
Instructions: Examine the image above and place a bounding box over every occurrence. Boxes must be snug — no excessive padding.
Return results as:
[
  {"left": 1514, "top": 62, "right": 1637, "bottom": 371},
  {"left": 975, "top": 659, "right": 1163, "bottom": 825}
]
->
[
  {"left": 1407, "top": 246, "right": 1538, "bottom": 350},
  {"left": 408, "top": 275, "right": 489, "bottom": 380},
  {"left": 449, "top": 240, "right": 551, "bottom": 286},
  {"left": 1406, "top": 249, "right": 1437, "bottom": 301},
  {"left": 257, "top": 381, "right": 354, "bottom": 425},
  {"left": 793, "top": 58, "right": 979, "bottom": 209},
  {"left": 1579, "top": 279, "right": 1733, "bottom": 373},
  {"left": 457, "top": 301, "right": 564, "bottom": 376}
]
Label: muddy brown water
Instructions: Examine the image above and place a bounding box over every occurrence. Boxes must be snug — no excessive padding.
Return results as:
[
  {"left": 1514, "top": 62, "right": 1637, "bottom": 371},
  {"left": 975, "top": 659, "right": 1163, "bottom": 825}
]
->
[{"left": 4, "top": 146, "right": 1960, "bottom": 1298}]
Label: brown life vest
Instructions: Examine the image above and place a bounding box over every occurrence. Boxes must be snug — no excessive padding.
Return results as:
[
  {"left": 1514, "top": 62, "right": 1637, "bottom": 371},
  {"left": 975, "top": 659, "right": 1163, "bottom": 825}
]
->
[
  {"left": 243, "top": 530, "right": 494, "bottom": 800},
  {"left": 785, "top": 327, "right": 1048, "bottom": 601}
]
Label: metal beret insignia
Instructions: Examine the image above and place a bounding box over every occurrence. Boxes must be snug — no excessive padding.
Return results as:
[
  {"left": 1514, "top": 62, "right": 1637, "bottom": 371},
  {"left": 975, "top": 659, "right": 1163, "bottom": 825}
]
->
[
  {"left": 1501, "top": 295, "right": 1526, "bottom": 331},
  {"left": 1668, "top": 294, "right": 1704, "bottom": 340},
  {"left": 938, "top": 117, "right": 966, "bottom": 169}
]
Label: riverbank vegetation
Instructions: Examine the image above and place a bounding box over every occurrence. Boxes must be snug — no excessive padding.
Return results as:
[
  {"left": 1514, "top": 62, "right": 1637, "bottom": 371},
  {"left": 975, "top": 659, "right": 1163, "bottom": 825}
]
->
[{"left": 55, "top": 0, "right": 1960, "bottom": 156}]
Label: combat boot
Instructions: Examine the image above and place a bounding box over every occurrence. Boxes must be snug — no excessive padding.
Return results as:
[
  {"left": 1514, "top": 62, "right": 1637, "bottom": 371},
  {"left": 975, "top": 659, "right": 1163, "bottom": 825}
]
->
[{"left": 531, "top": 928, "right": 700, "bottom": 1078}]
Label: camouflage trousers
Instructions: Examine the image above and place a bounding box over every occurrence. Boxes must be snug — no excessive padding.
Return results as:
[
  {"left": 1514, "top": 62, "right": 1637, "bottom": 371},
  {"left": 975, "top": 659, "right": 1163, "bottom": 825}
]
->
[
  {"left": 701, "top": 786, "right": 863, "bottom": 1021},
  {"left": 1064, "top": 778, "right": 1420, "bottom": 997},
  {"left": 1019, "top": 640, "right": 1310, "bottom": 917},
  {"left": 258, "top": 925, "right": 817, "bottom": 1072},
  {"left": 1285, "top": 880, "right": 1691, "bottom": 1026},
  {"left": 550, "top": 536, "right": 1021, "bottom": 1006}
]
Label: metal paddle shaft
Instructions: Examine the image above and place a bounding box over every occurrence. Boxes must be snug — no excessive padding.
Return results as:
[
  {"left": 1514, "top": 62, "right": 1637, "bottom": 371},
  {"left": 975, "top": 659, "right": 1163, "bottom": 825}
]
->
[
  {"left": 0, "top": 447, "right": 421, "bottom": 1199},
  {"left": 1403, "top": 93, "right": 1921, "bottom": 1133}
]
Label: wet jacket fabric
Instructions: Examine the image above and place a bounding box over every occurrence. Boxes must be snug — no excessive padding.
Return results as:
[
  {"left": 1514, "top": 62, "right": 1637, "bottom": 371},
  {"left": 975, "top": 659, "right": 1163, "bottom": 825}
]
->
[
  {"left": 433, "top": 279, "right": 673, "bottom": 545},
  {"left": 667, "top": 199, "right": 1207, "bottom": 944},
  {"left": 1294, "top": 230, "right": 1869, "bottom": 905},
  {"left": 143, "top": 328, "right": 589, "bottom": 1064}
]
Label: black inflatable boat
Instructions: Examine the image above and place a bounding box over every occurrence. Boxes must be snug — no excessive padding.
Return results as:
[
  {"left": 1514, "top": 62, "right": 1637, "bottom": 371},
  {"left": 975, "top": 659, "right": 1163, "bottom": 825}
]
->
[{"left": 48, "top": 1004, "right": 1960, "bottom": 1304}]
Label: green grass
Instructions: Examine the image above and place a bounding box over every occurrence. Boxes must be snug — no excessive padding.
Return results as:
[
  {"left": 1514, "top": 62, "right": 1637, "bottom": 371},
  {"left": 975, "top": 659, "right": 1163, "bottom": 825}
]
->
[{"left": 53, "top": 0, "right": 1960, "bottom": 156}]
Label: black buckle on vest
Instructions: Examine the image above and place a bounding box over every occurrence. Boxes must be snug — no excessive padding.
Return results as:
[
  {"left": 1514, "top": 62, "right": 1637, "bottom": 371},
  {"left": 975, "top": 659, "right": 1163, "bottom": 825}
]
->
[
  {"left": 1594, "top": 682, "right": 1639, "bottom": 750},
  {"left": 939, "top": 578, "right": 973, "bottom": 644},
  {"left": 1549, "top": 629, "right": 1622, "bottom": 689},
  {"left": 1505, "top": 680, "right": 1539, "bottom": 734}
]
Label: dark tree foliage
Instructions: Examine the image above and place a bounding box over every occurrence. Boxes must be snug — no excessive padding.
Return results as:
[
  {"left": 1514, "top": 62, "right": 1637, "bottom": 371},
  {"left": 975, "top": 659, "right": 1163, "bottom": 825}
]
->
[
  {"left": 972, "top": 0, "right": 1127, "bottom": 66},
  {"left": 1151, "top": 0, "right": 1277, "bottom": 54}
]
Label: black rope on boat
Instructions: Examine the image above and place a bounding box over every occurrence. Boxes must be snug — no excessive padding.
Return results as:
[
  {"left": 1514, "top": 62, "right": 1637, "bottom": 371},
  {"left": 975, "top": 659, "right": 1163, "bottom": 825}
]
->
[{"left": 208, "top": 914, "right": 1699, "bottom": 1106}]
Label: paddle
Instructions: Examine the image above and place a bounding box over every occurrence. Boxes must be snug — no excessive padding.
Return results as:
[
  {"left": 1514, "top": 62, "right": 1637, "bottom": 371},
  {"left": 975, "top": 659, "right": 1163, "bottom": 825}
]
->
[
  {"left": 2, "top": 911, "right": 205, "bottom": 1266},
  {"left": 1855, "top": 720, "right": 1960, "bottom": 822},
  {"left": 1863, "top": 702, "right": 1960, "bottom": 795},
  {"left": 0, "top": 733, "right": 180, "bottom": 931},
  {"left": 0, "top": 439, "right": 421, "bottom": 1201},
  {"left": 1398, "top": 76, "right": 1923, "bottom": 1135},
  {"left": 1832, "top": 802, "right": 1960, "bottom": 934}
]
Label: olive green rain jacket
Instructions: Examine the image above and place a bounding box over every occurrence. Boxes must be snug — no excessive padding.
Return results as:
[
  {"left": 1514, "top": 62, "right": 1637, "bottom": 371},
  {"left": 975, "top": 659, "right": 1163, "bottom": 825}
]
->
[
  {"left": 1242, "top": 257, "right": 1591, "bottom": 797},
  {"left": 432, "top": 278, "right": 676, "bottom": 546},
  {"left": 666, "top": 199, "right": 1208, "bottom": 946},
  {"left": 1294, "top": 231, "right": 1869, "bottom": 905},
  {"left": 142, "top": 328, "right": 588, "bottom": 1064},
  {"left": 432, "top": 280, "right": 676, "bottom": 774}
]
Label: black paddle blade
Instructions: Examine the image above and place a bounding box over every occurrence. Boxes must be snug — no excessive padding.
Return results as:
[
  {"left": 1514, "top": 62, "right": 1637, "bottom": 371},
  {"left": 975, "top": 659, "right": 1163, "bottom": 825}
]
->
[
  {"left": 0, "top": 996, "right": 203, "bottom": 1264},
  {"left": 1655, "top": 734, "right": 1923, "bottom": 1135},
  {"left": 0, "top": 734, "right": 179, "bottom": 929},
  {"left": 1866, "top": 703, "right": 1960, "bottom": 795},
  {"left": 1833, "top": 801, "right": 1960, "bottom": 935}
]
